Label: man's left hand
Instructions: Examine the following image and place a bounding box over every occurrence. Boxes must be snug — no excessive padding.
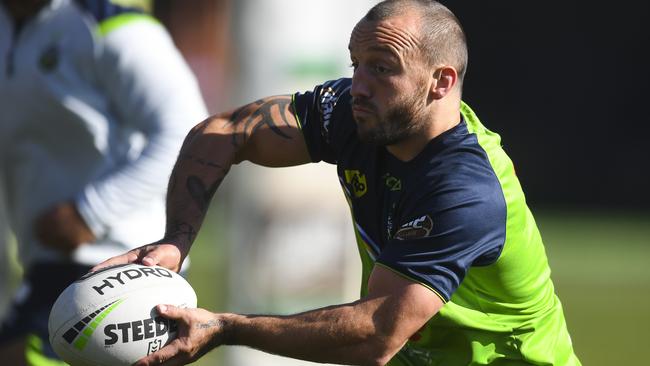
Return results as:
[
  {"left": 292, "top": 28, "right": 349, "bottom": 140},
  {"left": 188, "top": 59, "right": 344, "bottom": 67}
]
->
[
  {"left": 34, "top": 202, "right": 96, "bottom": 253},
  {"left": 135, "top": 305, "right": 225, "bottom": 366}
]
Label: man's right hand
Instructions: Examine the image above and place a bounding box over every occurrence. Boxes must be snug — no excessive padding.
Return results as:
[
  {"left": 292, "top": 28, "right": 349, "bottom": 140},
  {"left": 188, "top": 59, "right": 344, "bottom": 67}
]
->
[{"left": 91, "top": 241, "right": 186, "bottom": 273}]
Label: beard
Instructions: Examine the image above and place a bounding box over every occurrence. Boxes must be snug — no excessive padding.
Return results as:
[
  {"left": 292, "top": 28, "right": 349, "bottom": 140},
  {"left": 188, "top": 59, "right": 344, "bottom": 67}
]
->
[{"left": 352, "top": 86, "right": 428, "bottom": 146}]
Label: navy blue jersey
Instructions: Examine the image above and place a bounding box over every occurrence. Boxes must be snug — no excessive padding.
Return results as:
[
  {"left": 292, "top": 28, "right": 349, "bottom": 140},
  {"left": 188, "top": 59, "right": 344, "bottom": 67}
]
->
[
  {"left": 293, "top": 78, "right": 505, "bottom": 302},
  {"left": 292, "top": 78, "right": 581, "bottom": 365}
]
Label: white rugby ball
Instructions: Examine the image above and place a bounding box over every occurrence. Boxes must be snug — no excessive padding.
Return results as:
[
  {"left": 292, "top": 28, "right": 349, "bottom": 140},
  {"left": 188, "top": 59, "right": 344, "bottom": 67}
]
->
[{"left": 48, "top": 263, "right": 197, "bottom": 366}]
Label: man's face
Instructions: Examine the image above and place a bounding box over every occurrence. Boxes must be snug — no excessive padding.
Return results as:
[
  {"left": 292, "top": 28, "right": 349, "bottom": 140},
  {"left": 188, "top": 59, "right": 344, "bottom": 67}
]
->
[{"left": 348, "top": 13, "right": 430, "bottom": 146}]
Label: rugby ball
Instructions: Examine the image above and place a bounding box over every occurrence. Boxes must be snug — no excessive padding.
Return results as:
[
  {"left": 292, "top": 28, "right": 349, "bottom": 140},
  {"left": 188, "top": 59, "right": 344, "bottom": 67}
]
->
[{"left": 48, "top": 263, "right": 197, "bottom": 366}]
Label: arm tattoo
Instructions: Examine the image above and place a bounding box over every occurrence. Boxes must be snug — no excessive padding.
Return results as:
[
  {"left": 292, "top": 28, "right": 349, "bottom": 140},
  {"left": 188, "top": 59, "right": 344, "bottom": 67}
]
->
[
  {"left": 227, "top": 96, "right": 295, "bottom": 148},
  {"left": 179, "top": 153, "right": 224, "bottom": 169},
  {"left": 196, "top": 319, "right": 223, "bottom": 330},
  {"left": 166, "top": 220, "right": 198, "bottom": 243},
  {"left": 166, "top": 97, "right": 295, "bottom": 244},
  {"left": 174, "top": 155, "right": 229, "bottom": 212},
  {"left": 185, "top": 120, "right": 210, "bottom": 140},
  {"left": 186, "top": 175, "right": 224, "bottom": 213}
]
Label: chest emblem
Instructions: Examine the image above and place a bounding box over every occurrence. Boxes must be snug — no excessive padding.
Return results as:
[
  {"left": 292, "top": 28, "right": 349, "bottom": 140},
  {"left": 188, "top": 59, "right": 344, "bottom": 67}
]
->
[
  {"left": 394, "top": 215, "right": 433, "bottom": 240},
  {"left": 344, "top": 170, "right": 367, "bottom": 198},
  {"left": 382, "top": 173, "right": 402, "bottom": 191}
]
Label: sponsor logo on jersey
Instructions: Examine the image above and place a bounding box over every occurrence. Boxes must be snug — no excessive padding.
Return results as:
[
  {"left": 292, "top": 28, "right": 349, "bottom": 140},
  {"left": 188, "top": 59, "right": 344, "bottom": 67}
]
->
[
  {"left": 91, "top": 267, "right": 173, "bottom": 296},
  {"left": 104, "top": 316, "right": 177, "bottom": 346},
  {"left": 320, "top": 87, "right": 338, "bottom": 138},
  {"left": 394, "top": 215, "right": 433, "bottom": 240},
  {"left": 344, "top": 170, "right": 367, "bottom": 198}
]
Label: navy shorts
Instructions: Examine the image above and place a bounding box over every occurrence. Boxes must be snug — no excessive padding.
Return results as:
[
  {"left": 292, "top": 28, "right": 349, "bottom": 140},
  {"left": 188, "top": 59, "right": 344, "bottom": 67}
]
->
[{"left": 0, "top": 262, "right": 92, "bottom": 359}]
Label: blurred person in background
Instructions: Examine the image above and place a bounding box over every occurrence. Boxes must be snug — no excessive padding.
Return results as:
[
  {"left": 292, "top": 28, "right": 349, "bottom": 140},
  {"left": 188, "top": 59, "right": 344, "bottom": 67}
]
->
[
  {"left": 98, "top": 0, "right": 581, "bottom": 365},
  {"left": 0, "top": 0, "right": 207, "bottom": 364}
]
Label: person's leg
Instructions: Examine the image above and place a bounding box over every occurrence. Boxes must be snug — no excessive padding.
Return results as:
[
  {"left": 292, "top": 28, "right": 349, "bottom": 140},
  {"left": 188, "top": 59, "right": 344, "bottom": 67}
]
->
[{"left": 0, "top": 262, "right": 91, "bottom": 366}]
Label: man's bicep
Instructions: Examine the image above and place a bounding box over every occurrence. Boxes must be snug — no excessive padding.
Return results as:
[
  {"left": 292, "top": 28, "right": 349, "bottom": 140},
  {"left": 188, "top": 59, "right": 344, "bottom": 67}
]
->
[
  {"left": 230, "top": 95, "right": 312, "bottom": 167},
  {"left": 367, "top": 264, "right": 443, "bottom": 341}
]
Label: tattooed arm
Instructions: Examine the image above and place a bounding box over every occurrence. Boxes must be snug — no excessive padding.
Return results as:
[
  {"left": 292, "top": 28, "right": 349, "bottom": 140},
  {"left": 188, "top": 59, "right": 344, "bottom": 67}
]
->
[
  {"left": 93, "top": 95, "right": 310, "bottom": 272},
  {"left": 98, "top": 96, "right": 444, "bottom": 366}
]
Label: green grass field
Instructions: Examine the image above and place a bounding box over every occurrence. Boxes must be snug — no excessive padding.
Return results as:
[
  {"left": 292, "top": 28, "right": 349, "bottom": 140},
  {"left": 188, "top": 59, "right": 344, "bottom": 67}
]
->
[
  {"left": 535, "top": 209, "right": 650, "bottom": 366},
  {"left": 186, "top": 208, "right": 650, "bottom": 366}
]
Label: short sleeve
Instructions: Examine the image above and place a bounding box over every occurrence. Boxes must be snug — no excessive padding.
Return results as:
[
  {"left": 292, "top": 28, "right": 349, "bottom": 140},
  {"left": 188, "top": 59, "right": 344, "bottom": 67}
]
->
[
  {"left": 292, "top": 78, "right": 353, "bottom": 164},
  {"left": 377, "top": 163, "right": 507, "bottom": 302}
]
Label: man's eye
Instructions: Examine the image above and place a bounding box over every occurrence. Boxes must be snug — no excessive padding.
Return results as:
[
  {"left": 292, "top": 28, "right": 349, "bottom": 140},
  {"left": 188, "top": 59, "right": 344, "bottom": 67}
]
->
[{"left": 374, "top": 64, "right": 389, "bottom": 74}]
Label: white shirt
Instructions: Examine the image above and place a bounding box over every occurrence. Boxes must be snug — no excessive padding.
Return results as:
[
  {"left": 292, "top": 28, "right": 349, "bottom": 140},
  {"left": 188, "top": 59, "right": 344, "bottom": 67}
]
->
[{"left": 0, "top": 0, "right": 207, "bottom": 267}]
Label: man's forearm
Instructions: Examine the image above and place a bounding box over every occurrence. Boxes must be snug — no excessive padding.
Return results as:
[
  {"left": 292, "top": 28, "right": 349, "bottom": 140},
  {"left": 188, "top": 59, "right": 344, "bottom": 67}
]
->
[
  {"left": 219, "top": 297, "right": 405, "bottom": 366},
  {"left": 163, "top": 116, "right": 235, "bottom": 248},
  {"left": 134, "top": 259, "right": 440, "bottom": 366},
  {"left": 161, "top": 95, "right": 308, "bottom": 250}
]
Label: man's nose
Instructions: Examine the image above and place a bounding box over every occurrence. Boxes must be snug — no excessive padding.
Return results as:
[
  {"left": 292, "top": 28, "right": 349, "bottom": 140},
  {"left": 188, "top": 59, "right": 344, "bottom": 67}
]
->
[{"left": 350, "top": 67, "right": 371, "bottom": 99}]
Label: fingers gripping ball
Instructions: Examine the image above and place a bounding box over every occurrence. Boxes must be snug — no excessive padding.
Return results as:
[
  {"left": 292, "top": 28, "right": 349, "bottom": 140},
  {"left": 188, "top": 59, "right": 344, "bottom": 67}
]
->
[{"left": 48, "top": 264, "right": 197, "bottom": 366}]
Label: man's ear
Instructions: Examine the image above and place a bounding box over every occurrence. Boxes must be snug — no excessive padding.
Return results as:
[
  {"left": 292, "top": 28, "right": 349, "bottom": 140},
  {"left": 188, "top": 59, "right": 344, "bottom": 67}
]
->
[{"left": 429, "top": 66, "right": 458, "bottom": 100}]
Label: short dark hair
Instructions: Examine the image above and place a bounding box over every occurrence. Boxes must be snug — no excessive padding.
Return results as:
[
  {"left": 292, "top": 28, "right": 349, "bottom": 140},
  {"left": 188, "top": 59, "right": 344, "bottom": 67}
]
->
[{"left": 364, "top": 0, "right": 468, "bottom": 84}]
